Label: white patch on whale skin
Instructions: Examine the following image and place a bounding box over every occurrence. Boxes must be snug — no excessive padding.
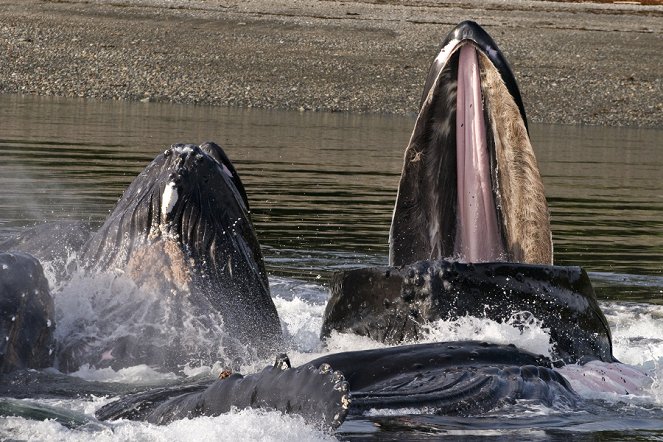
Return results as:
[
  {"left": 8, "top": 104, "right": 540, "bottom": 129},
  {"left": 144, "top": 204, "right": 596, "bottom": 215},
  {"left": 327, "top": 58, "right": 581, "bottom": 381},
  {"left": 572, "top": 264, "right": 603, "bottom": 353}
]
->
[
  {"left": 100, "top": 348, "right": 114, "bottom": 362},
  {"left": 222, "top": 164, "right": 233, "bottom": 178},
  {"left": 482, "top": 44, "right": 499, "bottom": 61},
  {"left": 172, "top": 146, "right": 194, "bottom": 155},
  {"left": 161, "top": 182, "right": 179, "bottom": 218},
  {"left": 435, "top": 38, "right": 460, "bottom": 66},
  {"left": 428, "top": 217, "right": 440, "bottom": 258}
]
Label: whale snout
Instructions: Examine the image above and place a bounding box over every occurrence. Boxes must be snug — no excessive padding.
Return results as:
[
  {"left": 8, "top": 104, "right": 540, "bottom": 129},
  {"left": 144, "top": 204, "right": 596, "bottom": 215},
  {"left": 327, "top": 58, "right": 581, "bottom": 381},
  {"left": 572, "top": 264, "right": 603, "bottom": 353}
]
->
[{"left": 158, "top": 143, "right": 249, "bottom": 229}]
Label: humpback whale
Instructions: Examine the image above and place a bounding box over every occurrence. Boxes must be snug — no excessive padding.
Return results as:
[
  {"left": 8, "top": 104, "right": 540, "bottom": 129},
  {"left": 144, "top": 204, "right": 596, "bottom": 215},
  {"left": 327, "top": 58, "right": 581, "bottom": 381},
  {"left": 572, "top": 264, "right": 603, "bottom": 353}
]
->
[
  {"left": 390, "top": 21, "right": 552, "bottom": 266},
  {"left": 1, "top": 142, "right": 283, "bottom": 373},
  {"left": 93, "top": 341, "right": 576, "bottom": 431},
  {"left": 323, "top": 21, "right": 580, "bottom": 355},
  {"left": 70, "top": 142, "right": 283, "bottom": 371}
]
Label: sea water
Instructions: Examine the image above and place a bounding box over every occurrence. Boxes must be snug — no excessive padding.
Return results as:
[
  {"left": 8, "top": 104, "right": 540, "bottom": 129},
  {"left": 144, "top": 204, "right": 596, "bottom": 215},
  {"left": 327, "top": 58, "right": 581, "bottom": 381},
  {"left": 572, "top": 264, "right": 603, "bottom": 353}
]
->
[
  {"left": 0, "top": 95, "right": 662, "bottom": 439},
  {"left": 1, "top": 271, "right": 662, "bottom": 440}
]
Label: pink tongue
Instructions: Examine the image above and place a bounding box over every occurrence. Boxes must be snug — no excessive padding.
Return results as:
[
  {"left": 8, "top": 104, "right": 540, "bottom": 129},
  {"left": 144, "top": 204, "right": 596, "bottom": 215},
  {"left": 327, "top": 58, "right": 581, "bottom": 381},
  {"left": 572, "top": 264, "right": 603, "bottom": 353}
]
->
[{"left": 455, "top": 45, "right": 505, "bottom": 262}]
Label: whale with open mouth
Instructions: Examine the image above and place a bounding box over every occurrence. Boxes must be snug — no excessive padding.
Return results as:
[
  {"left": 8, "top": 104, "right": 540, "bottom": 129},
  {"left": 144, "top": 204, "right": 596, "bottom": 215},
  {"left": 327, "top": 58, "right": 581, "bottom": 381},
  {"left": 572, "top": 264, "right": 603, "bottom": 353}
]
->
[
  {"left": 390, "top": 20, "right": 552, "bottom": 266},
  {"left": 321, "top": 21, "right": 598, "bottom": 358}
]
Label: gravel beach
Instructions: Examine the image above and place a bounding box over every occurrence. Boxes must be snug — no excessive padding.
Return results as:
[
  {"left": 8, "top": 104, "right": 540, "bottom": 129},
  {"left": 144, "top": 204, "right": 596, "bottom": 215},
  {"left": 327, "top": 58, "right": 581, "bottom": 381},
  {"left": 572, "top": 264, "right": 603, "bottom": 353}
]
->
[{"left": 0, "top": 0, "right": 661, "bottom": 127}]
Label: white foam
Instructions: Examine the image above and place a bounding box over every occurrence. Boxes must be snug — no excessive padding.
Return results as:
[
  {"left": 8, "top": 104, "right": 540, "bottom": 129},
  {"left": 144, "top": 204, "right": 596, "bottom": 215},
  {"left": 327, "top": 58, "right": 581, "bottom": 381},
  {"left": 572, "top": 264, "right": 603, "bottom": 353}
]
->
[
  {"left": 0, "top": 408, "right": 336, "bottom": 442},
  {"left": 601, "top": 301, "right": 663, "bottom": 403},
  {"left": 273, "top": 295, "right": 324, "bottom": 354},
  {"left": 272, "top": 279, "right": 557, "bottom": 367},
  {"left": 70, "top": 363, "right": 179, "bottom": 385},
  {"left": 604, "top": 302, "right": 663, "bottom": 367},
  {"left": 418, "top": 313, "right": 555, "bottom": 359},
  {"left": 52, "top": 270, "right": 261, "bottom": 374}
]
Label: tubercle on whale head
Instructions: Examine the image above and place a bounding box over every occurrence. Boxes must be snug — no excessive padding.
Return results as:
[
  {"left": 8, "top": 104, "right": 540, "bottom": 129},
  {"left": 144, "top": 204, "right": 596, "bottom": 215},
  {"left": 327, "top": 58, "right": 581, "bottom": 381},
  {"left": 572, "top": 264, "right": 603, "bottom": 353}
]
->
[{"left": 389, "top": 21, "right": 552, "bottom": 267}]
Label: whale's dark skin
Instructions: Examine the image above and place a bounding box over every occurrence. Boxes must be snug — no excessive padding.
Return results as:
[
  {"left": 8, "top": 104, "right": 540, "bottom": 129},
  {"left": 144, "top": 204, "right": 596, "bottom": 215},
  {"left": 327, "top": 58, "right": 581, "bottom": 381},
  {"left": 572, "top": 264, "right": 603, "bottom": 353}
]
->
[
  {"left": 0, "top": 342, "right": 576, "bottom": 431},
  {"left": 91, "top": 341, "right": 576, "bottom": 431},
  {"left": 309, "top": 341, "right": 577, "bottom": 415},
  {"left": 0, "top": 252, "right": 55, "bottom": 373},
  {"left": 0, "top": 354, "right": 351, "bottom": 431},
  {"left": 95, "top": 354, "right": 351, "bottom": 431}
]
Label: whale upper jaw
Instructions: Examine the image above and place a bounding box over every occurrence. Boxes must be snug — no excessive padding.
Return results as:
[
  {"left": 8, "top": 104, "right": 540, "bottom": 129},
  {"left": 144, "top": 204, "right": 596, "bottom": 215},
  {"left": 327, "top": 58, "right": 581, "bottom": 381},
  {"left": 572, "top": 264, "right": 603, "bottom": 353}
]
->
[
  {"left": 389, "top": 21, "right": 552, "bottom": 267},
  {"left": 419, "top": 21, "right": 529, "bottom": 128}
]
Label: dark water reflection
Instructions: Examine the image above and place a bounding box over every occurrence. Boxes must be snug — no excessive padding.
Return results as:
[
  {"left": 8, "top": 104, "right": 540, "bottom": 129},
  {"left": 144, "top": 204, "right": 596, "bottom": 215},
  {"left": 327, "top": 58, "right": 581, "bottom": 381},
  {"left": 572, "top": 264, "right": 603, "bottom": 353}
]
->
[{"left": 1, "top": 94, "right": 661, "bottom": 301}]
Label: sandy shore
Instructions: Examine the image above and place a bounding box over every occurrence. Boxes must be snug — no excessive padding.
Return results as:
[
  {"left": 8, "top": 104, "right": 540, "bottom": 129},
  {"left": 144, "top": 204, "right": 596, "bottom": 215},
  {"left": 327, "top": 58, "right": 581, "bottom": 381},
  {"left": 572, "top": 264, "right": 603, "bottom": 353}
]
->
[{"left": 0, "top": 0, "right": 661, "bottom": 127}]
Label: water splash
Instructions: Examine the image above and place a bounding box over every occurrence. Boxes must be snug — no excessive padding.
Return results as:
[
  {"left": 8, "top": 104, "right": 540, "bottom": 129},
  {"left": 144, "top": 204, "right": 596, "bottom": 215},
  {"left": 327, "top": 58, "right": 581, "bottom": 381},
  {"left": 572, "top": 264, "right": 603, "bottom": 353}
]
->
[
  {"left": 52, "top": 269, "right": 264, "bottom": 373},
  {"left": 417, "top": 312, "right": 555, "bottom": 359},
  {"left": 603, "top": 301, "right": 663, "bottom": 404},
  {"left": 8, "top": 249, "right": 663, "bottom": 439},
  {"left": 0, "top": 408, "right": 336, "bottom": 442}
]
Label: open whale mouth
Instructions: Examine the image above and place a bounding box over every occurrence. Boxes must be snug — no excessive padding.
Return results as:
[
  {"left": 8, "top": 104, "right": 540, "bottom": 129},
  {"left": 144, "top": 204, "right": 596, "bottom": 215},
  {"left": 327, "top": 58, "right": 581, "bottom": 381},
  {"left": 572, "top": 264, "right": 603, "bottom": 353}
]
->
[{"left": 389, "top": 21, "right": 552, "bottom": 267}]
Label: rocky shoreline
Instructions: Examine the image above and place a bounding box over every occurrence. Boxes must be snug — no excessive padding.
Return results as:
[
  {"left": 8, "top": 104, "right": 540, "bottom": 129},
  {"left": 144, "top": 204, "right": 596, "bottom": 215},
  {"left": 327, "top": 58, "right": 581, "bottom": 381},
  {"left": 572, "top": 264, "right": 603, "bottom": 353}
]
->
[{"left": 1, "top": 0, "right": 661, "bottom": 127}]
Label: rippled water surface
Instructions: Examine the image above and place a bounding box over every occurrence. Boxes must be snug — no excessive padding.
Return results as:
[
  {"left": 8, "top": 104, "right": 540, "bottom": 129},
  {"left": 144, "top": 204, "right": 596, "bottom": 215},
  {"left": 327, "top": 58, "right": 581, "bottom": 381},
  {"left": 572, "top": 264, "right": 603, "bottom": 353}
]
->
[
  {"left": 2, "top": 95, "right": 661, "bottom": 289},
  {"left": 0, "top": 94, "right": 662, "bottom": 440}
]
